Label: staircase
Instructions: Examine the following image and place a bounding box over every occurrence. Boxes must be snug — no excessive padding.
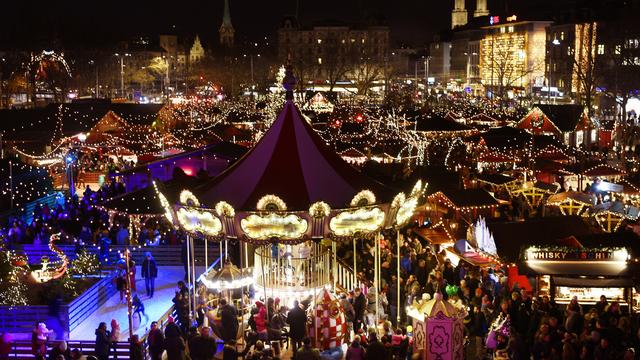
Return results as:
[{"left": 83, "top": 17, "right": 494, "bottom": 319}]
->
[{"left": 6, "top": 340, "right": 131, "bottom": 359}]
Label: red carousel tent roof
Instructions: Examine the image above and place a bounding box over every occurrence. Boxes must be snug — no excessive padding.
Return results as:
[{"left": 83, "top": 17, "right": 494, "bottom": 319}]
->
[{"left": 197, "top": 101, "right": 392, "bottom": 210}]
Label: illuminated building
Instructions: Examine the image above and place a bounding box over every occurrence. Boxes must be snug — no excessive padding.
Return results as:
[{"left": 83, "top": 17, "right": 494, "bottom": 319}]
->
[
  {"left": 189, "top": 35, "right": 205, "bottom": 65},
  {"left": 545, "top": 22, "right": 598, "bottom": 100},
  {"left": 277, "top": 18, "right": 389, "bottom": 83},
  {"left": 428, "top": 36, "right": 451, "bottom": 87},
  {"left": 451, "top": 0, "right": 468, "bottom": 29},
  {"left": 480, "top": 18, "right": 551, "bottom": 97}
]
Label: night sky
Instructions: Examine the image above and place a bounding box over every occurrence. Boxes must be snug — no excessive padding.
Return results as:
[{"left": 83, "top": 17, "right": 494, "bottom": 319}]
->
[{"left": 0, "top": 0, "right": 569, "bottom": 50}]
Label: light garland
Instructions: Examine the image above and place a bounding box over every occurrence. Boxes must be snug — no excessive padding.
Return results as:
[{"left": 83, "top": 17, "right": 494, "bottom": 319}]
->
[{"left": 153, "top": 181, "right": 174, "bottom": 224}]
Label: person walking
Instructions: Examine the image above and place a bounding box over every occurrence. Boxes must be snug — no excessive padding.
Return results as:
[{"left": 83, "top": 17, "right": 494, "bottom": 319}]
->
[
  {"left": 187, "top": 326, "right": 217, "bottom": 360},
  {"left": 94, "top": 322, "right": 111, "bottom": 360},
  {"left": 109, "top": 319, "right": 121, "bottom": 359},
  {"left": 163, "top": 323, "right": 186, "bottom": 360},
  {"left": 218, "top": 299, "right": 239, "bottom": 343},
  {"left": 141, "top": 252, "right": 158, "bottom": 298},
  {"left": 147, "top": 321, "right": 165, "bottom": 360},
  {"left": 346, "top": 336, "right": 366, "bottom": 360},
  {"left": 287, "top": 300, "right": 307, "bottom": 353}
]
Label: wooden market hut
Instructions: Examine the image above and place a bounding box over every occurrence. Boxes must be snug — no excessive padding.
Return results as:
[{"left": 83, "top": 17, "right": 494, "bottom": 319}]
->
[{"left": 517, "top": 104, "right": 596, "bottom": 147}]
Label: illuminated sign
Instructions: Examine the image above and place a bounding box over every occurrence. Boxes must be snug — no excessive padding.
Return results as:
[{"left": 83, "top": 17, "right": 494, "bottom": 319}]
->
[
  {"left": 489, "top": 15, "right": 516, "bottom": 25},
  {"left": 241, "top": 213, "right": 308, "bottom": 240},
  {"left": 525, "top": 247, "right": 628, "bottom": 262},
  {"left": 177, "top": 207, "right": 223, "bottom": 236},
  {"left": 330, "top": 207, "right": 385, "bottom": 236}
]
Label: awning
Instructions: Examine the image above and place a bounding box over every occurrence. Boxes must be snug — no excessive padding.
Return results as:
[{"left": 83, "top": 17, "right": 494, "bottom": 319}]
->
[{"left": 552, "top": 276, "right": 633, "bottom": 288}]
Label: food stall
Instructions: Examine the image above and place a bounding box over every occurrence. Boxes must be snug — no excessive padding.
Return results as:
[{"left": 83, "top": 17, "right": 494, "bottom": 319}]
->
[{"left": 522, "top": 245, "right": 634, "bottom": 306}]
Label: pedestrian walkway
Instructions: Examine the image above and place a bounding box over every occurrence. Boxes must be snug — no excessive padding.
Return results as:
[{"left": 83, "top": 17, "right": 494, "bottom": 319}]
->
[{"left": 69, "top": 265, "right": 203, "bottom": 341}]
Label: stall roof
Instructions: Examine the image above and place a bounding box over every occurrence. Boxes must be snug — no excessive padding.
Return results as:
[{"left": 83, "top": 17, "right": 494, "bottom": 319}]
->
[
  {"left": 432, "top": 189, "right": 499, "bottom": 209},
  {"left": 476, "top": 174, "right": 516, "bottom": 186},
  {"left": 489, "top": 216, "right": 640, "bottom": 262}
]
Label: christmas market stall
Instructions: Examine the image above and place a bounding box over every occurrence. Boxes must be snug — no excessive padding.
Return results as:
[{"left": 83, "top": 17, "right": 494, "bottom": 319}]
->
[{"left": 488, "top": 216, "right": 640, "bottom": 307}]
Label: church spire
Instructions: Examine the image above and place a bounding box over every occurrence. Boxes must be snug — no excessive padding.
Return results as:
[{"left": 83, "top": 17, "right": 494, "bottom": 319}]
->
[
  {"left": 452, "top": 0, "right": 468, "bottom": 29},
  {"left": 219, "top": 0, "right": 235, "bottom": 47},
  {"left": 474, "top": 0, "right": 489, "bottom": 17}
]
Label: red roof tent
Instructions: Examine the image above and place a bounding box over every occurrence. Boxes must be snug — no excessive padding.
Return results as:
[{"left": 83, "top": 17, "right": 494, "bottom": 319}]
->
[
  {"left": 517, "top": 105, "right": 590, "bottom": 135},
  {"left": 196, "top": 101, "right": 393, "bottom": 210}
]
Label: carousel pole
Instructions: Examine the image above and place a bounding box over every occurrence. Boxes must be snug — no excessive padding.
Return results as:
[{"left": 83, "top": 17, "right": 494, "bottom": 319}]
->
[
  {"left": 191, "top": 235, "right": 197, "bottom": 322},
  {"left": 186, "top": 235, "right": 192, "bottom": 318},
  {"left": 314, "top": 275, "right": 318, "bottom": 348},
  {"left": 396, "top": 230, "right": 401, "bottom": 325},
  {"left": 239, "top": 239, "right": 245, "bottom": 345},
  {"left": 353, "top": 238, "right": 357, "bottom": 289},
  {"left": 375, "top": 233, "right": 380, "bottom": 327},
  {"left": 220, "top": 241, "right": 224, "bottom": 270},
  {"left": 225, "top": 239, "right": 228, "bottom": 262},
  {"left": 331, "top": 240, "right": 336, "bottom": 289},
  {"left": 204, "top": 236, "right": 208, "bottom": 271}
]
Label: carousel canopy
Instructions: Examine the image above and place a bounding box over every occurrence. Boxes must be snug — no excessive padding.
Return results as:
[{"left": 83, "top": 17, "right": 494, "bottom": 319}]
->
[
  {"left": 199, "top": 260, "right": 253, "bottom": 290},
  {"left": 196, "top": 101, "right": 393, "bottom": 211}
]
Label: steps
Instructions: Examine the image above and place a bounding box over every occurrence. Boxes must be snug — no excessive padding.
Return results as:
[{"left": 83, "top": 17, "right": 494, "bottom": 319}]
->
[{"left": 5, "top": 340, "right": 131, "bottom": 359}]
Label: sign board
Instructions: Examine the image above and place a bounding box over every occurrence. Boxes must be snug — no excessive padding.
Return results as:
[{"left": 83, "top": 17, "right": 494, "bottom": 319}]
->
[{"left": 525, "top": 247, "right": 628, "bottom": 262}]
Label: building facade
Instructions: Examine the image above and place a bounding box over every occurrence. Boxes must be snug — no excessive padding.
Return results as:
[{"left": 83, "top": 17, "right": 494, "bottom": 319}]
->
[
  {"left": 277, "top": 19, "right": 389, "bottom": 83},
  {"left": 480, "top": 19, "right": 551, "bottom": 97}
]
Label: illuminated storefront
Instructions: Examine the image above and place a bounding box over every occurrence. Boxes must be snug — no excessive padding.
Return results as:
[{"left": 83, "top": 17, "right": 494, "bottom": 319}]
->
[{"left": 522, "top": 245, "right": 634, "bottom": 306}]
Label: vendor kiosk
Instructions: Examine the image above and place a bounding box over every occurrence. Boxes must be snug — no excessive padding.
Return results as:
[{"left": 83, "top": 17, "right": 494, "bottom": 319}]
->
[{"left": 522, "top": 245, "right": 634, "bottom": 307}]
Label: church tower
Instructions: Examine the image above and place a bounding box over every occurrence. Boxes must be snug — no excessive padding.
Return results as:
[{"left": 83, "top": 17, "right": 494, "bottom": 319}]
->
[
  {"left": 219, "top": 0, "right": 235, "bottom": 47},
  {"left": 452, "top": 0, "right": 468, "bottom": 29},
  {"left": 474, "top": 0, "right": 490, "bottom": 17}
]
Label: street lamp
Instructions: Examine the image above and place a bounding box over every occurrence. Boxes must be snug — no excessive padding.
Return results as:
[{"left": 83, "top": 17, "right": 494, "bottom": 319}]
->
[{"left": 115, "top": 53, "right": 131, "bottom": 98}]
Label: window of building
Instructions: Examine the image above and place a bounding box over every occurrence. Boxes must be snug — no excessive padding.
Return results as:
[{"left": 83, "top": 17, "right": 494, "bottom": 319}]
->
[
  {"left": 615, "top": 45, "right": 621, "bottom": 54},
  {"left": 564, "top": 132, "right": 571, "bottom": 144},
  {"left": 597, "top": 44, "right": 605, "bottom": 55},
  {"left": 567, "top": 47, "right": 572, "bottom": 56},
  {"left": 318, "top": 57, "right": 322, "bottom": 65},
  {"left": 317, "top": 39, "right": 322, "bottom": 44},
  {"left": 361, "top": 38, "right": 365, "bottom": 43},
  {"left": 560, "top": 32, "right": 565, "bottom": 40},
  {"left": 591, "top": 129, "right": 597, "bottom": 142},
  {"left": 508, "top": 26, "right": 514, "bottom": 33},
  {"left": 576, "top": 130, "right": 584, "bottom": 146},
  {"left": 500, "top": 27, "right": 506, "bottom": 34},
  {"left": 558, "top": 79, "right": 564, "bottom": 88}
]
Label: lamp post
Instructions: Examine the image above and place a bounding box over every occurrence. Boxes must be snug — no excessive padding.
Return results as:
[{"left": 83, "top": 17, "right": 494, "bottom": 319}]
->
[{"left": 115, "top": 53, "right": 131, "bottom": 98}]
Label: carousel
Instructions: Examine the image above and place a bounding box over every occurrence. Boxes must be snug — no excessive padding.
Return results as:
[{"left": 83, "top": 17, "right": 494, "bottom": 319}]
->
[{"left": 156, "top": 65, "right": 425, "bottom": 347}]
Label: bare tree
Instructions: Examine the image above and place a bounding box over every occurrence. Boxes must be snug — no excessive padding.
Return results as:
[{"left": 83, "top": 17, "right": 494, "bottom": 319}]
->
[
  {"left": 347, "top": 57, "right": 383, "bottom": 97},
  {"left": 572, "top": 22, "right": 598, "bottom": 117},
  {"left": 487, "top": 45, "right": 539, "bottom": 99}
]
